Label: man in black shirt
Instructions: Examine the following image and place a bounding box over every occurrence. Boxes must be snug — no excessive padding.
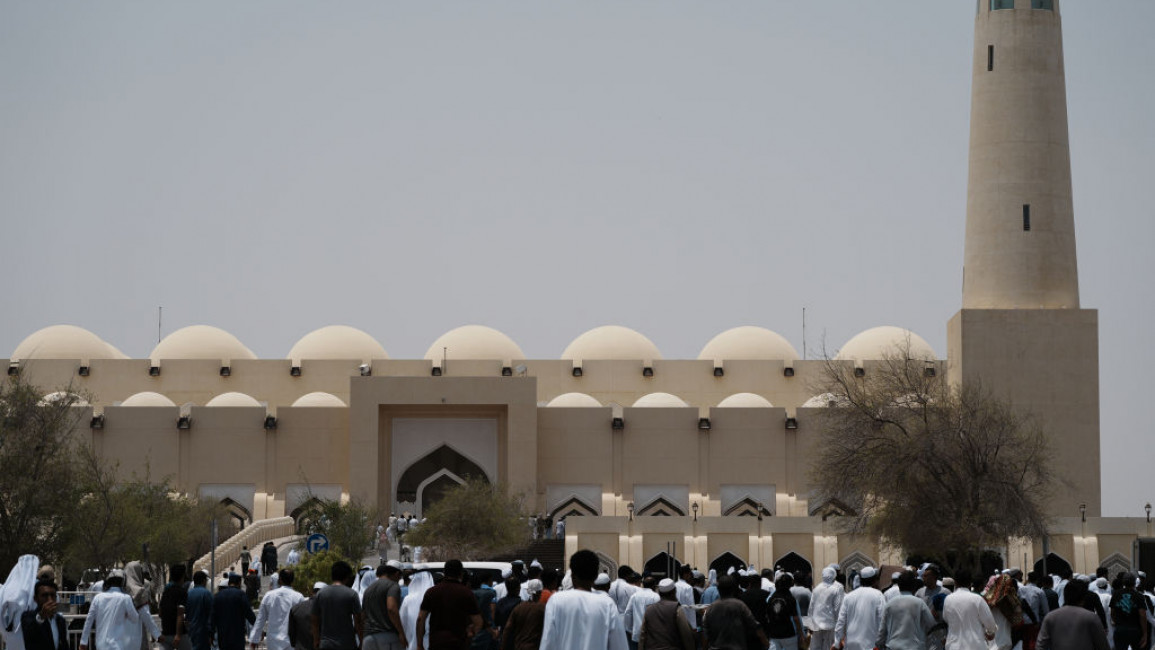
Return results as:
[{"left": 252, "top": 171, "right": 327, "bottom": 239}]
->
[
  {"left": 417, "top": 559, "right": 482, "bottom": 650},
  {"left": 212, "top": 573, "right": 255, "bottom": 650},
  {"left": 312, "top": 561, "right": 363, "bottom": 650},
  {"left": 159, "top": 564, "right": 191, "bottom": 650}
]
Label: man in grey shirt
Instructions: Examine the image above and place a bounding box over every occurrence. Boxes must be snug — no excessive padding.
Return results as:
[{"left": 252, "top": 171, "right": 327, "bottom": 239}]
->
[
  {"left": 915, "top": 565, "right": 947, "bottom": 650},
  {"left": 1037, "top": 579, "right": 1109, "bottom": 650},
  {"left": 312, "top": 561, "right": 364, "bottom": 650},
  {"left": 362, "top": 561, "right": 407, "bottom": 650},
  {"left": 877, "top": 571, "right": 936, "bottom": 650}
]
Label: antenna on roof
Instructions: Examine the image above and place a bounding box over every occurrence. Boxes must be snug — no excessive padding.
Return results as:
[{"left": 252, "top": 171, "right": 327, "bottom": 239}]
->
[
  {"left": 158, "top": 306, "right": 163, "bottom": 344},
  {"left": 802, "top": 307, "right": 807, "bottom": 361}
]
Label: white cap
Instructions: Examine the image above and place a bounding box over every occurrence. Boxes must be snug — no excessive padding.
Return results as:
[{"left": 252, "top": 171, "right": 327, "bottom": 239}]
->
[
  {"left": 658, "top": 578, "right": 676, "bottom": 593},
  {"left": 107, "top": 569, "right": 125, "bottom": 580},
  {"left": 595, "top": 573, "right": 611, "bottom": 586},
  {"left": 1095, "top": 577, "right": 1109, "bottom": 589},
  {"left": 525, "top": 579, "right": 544, "bottom": 594},
  {"left": 531, "top": 559, "right": 543, "bottom": 569},
  {"left": 313, "top": 581, "right": 327, "bottom": 591},
  {"left": 859, "top": 567, "right": 878, "bottom": 580},
  {"left": 892, "top": 572, "right": 902, "bottom": 580},
  {"left": 501, "top": 568, "right": 513, "bottom": 579},
  {"left": 386, "top": 560, "right": 403, "bottom": 570}
]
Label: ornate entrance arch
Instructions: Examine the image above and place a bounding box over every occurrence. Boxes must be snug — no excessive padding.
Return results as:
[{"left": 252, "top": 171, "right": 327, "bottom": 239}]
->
[{"left": 395, "top": 444, "right": 489, "bottom": 516}]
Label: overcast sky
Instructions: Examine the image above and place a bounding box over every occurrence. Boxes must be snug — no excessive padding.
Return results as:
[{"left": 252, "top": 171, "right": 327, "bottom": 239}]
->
[{"left": 2, "top": 2, "right": 1152, "bottom": 516}]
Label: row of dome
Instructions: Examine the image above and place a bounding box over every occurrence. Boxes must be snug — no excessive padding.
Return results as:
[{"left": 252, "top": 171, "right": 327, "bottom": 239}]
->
[
  {"left": 10, "top": 324, "right": 937, "bottom": 364},
  {"left": 56, "top": 390, "right": 838, "bottom": 410}
]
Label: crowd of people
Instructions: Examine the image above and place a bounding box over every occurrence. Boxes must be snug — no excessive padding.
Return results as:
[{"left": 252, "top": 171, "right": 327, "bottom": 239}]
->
[{"left": 2, "top": 550, "right": 1153, "bottom": 650}]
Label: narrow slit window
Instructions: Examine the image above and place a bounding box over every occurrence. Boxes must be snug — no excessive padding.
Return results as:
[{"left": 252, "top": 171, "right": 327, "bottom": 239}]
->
[
  {"left": 992, "top": 0, "right": 1015, "bottom": 9},
  {"left": 988, "top": 45, "right": 995, "bottom": 72},
  {"left": 1023, "top": 205, "right": 1031, "bottom": 231}
]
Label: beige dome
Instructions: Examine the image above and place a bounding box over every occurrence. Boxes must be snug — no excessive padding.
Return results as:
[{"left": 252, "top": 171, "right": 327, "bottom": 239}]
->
[
  {"left": 424, "top": 325, "right": 525, "bottom": 364},
  {"left": 39, "top": 391, "right": 89, "bottom": 407},
  {"left": 291, "top": 392, "right": 347, "bottom": 407},
  {"left": 632, "top": 392, "right": 689, "bottom": 408},
  {"left": 834, "top": 326, "right": 937, "bottom": 362},
  {"left": 717, "top": 393, "right": 775, "bottom": 408},
  {"left": 205, "top": 392, "right": 262, "bottom": 407},
  {"left": 698, "top": 326, "right": 799, "bottom": 363},
  {"left": 120, "top": 391, "right": 177, "bottom": 407},
  {"left": 11, "top": 325, "right": 125, "bottom": 361},
  {"left": 150, "top": 325, "right": 257, "bottom": 362},
  {"left": 546, "top": 392, "right": 603, "bottom": 408},
  {"left": 561, "top": 326, "right": 662, "bottom": 363},
  {"left": 287, "top": 325, "right": 388, "bottom": 363}
]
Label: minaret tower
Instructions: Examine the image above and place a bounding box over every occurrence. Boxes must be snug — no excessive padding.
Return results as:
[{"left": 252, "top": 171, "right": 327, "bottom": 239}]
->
[
  {"left": 949, "top": 0, "right": 1100, "bottom": 516},
  {"left": 963, "top": 0, "right": 1078, "bottom": 309}
]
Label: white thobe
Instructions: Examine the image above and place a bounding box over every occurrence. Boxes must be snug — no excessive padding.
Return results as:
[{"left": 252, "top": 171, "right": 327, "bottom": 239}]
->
[
  {"left": 942, "top": 588, "right": 997, "bottom": 650},
  {"left": 494, "top": 582, "right": 508, "bottom": 600},
  {"left": 540, "top": 589, "right": 629, "bottom": 650},
  {"left": 834, "top": 586, "right": 886, "bottom": 650},
  {"left": 674, "top": 579, "right": 697, "bottom": 628},
  {"left": 886, "top": 584, "right": 902, "bottom": 602},
  {"left": 622, "top": 589, "right": 660, "bottom": 642},
  {"left": 286, "top": 549, "right": 300, "bottom": 566},
  {"left": 80, "top": 588, "right": 141, "bottom": 650},
  {"left": 810, "top": 580, "right": 845, "bottom": 631},
  {"left": 608, "top": 579, "right": 637, "bottom": 614},
  {"left": 249, "top": 586, "right": 305, "bottom": 650}
]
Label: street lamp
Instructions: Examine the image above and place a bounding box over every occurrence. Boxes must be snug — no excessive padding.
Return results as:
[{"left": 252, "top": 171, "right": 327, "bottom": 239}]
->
[
  {"left": 692, "top": 502, "right": 699, "bottom": 522},
  {"left": 627, "top": 502, "right": 634, "bottom": 521},
  {"left": 756, "top": 501, "right": 764, "bottom": 522},
  {"left": 1080, "top": 503, "right": 1087, "bottom": 523},
  {"left": 1146, "top": 503, "right": 1151, "bottom": 524}
]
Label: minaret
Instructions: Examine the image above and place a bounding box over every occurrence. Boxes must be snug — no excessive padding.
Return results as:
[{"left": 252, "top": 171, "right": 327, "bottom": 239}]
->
[
  {"left": 963, "top": 0, "right": 1079, "bottom": 309},
  {"left": 949, "top": 0, "right": 1100, "bottom": 517}
]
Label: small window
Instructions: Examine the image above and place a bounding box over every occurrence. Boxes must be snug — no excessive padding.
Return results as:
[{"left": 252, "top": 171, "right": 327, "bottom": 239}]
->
[
  {"left": 1031, "top": 0, "right": 1053, "bottom": 9},
  {"left": 1023, "top": 205, "right": 1031, "bottom": 231},
  {"left": 988, "top": 46, "right": 995, "bottom": 72},
  {"left": 992, "top": 0, "right": 1014, "bottom": 9}
]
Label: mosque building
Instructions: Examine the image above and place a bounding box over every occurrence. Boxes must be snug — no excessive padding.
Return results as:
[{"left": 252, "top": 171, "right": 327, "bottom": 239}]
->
[{"left": 5, "top": 0, "right": 1149, "bottom": 579}]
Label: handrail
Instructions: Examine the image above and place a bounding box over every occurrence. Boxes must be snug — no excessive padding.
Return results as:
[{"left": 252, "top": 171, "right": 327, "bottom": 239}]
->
[{"left": 192, "top": 516, "right": 298, "bottom": 574}]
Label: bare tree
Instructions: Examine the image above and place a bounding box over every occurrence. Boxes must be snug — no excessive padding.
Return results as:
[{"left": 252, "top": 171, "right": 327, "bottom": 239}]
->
[{"left": 808, "top": 342, "right": 1053, "bottom": 575}]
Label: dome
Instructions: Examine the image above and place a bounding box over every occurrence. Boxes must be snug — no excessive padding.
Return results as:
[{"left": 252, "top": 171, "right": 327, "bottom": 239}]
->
[
  {"left": 698, "top": 326, "right": 799, "bottom": 363},
  {"left": 834, "top": 326, "right": 937, "bottom": 362},
  {"left": 11, "top": 325, "right": 125, "bottom": 361},
  {"left": 287, "top": 325, "right": 388, "bottom": 362},
  {"left": 150, "top": 325, "right": 257, "bottom": 362},
  {"left": 632, "top": 392, "right": 689, "bottom": 408},
  {"left": 291, "top": 392, "right": 348, "bottom": 408},
  {"left": 561, "top": 326, "right": 662, "bottom": 363},
  {"left": 716, "top": 393, "right": 775, "bottom": 408},
  {"left": 802, "top": 392, "right": 849, "bottom": 408},
  {"left": 424, "top": 325, "right": 525, "bottom": 363},
  {"left": 546, "top": 392, "right": 603, "bottom": 408},
  {"left": 39, "top": 391, "right": 89, "bottom": 407},
  {"left": 205, "top": 392, "right": 262, "bottom": 407},
  {"left": 120, "top": 391, "right": 177, "bottom": 407}
]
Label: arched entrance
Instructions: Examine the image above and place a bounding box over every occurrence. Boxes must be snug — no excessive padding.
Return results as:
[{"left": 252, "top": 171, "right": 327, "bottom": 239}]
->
[
  {"left": 709, "top": 552, "right": 746, "bottom": 577},
  {"left": 776, "top": 552, "right": 814, "bottom": 584},
  {"left": 644, "top": 552, "right": 683, "bottom": 580},
  {"left": 290, "top": 497, "right": 323, "bottom": 532},
  {"left": 396, "top": 445, "right": 489, "bottom": 516},
  {"left": 220, "top": 497, "right": 251, "bottom": 531},
  {"left": 1033, "top": 553, "right": 1073, "bottom": 578}
]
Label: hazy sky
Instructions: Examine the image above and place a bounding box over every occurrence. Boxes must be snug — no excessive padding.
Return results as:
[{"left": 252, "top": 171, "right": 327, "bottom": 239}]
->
[{"left": 2, "top": 2, "right": 1152, "bottom": 516}]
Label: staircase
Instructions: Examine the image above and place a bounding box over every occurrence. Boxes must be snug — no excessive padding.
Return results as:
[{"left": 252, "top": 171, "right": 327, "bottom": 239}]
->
[{"left": 488, "top": 539, "right": 565, "bottom": 572}]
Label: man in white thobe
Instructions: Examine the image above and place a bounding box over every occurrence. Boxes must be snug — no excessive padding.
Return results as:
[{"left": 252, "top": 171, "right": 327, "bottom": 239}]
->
[
  {"left": 80, "top": 570, "right": 141, "bottom": 650},
  {"left": 673, "top": 565, "right": 697, "bottom": 629},
  {"left": 0, "top": 554, "right": 40, "bottom": 650},
  {"left": 249, "top": 569, "right": 305, "bottom": 650},
  {"left": 608, "top": 566, "right": 638, "bottom": 614},
  {"left": 834, "top": 566, "right": 886, "bottom": 650},
  {"left": 885, "top": 572, "right": 903, "bottom": 602},
  {"left": 941, "top": 570, "right": 997, "bottom": 650},
  {"left": 540, "top": 549, "right": 629, "bottom": 650},
  {"left": 286, "top": 547, "right": 300, "bottom": 567},
  {"left": 622, "top": 578, "right": 660, "bottom": 649},
  {"left": 810, "top": 565, "right": 845, "bottom": 650}
]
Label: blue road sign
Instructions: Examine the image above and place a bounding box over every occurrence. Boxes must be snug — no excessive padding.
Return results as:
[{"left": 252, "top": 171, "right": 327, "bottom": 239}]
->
[{"left": 306, "top": 533, "right": 330, "bottom": 553}]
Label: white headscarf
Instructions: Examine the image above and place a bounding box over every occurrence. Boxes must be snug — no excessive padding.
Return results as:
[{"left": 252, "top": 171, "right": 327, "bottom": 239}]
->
[
  {"left": 707, "top": 569, "right": 717, "bottom": 587},
  {"left": 356, "top": 567, "right": 377, "bottom": 599},
  {"left": 822, "top": 566, "right": 837, "bottom": 585},
  {"left": 0, "top": 554, "right": 40, "bottom": 645},
  {"left": 401, "top": 571, "right": 434, "bottom": 650},
  {"left": 561, "top": 570, "right": 573, "bottom": 591},
  {"left": 124, "top": 561, "right": 152, "bottom": 609}
]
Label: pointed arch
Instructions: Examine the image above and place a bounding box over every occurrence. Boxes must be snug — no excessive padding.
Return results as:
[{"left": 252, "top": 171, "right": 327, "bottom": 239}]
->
[
  {"left": 1033, "top": 553, "right": 1072, "bottom": 578},
  {"left": 637, "top": 497, "right": 685, "bottom": 517},
  {"left": 840, "top": 551, "right": 874, "bottom": 575},
  {"left": 709, "top": 552, "right": 746, "bottom": 577},
  {"left": 644, "top": 552, "right": 682, "bottom": 580},
  {"left": 724, "top": 497, "right": 772, "bottom": 518},
  {"left": 419, "top": 471, "right": 466, "bottom": 515},
  {"left": 809, "top": 498, "right": 855, "bottom": 519},
  {"left": 220, "top": 497, "right": 251, "bottom": 531},
  {"left": 396, "top": 444, "right": 488, "bottom": 503},
  {"left": 290, "top": 497, "right": 323, "bottom": 531},
  {"left": 594, "top": 551, "right": 618, "bottom": 578},
  {"left": 775, "top": 552, "right": 813, "bottom": 581},
  {"left": 550, "top": 496, "right": 598, "bottom": 519},
  {"left": 1099, "top": 552, "right": 1132, "bottom": 581}
]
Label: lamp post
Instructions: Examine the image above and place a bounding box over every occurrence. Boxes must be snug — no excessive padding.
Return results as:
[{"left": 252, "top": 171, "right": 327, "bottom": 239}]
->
[
  {"left": 1146, "top": 503, "right": 1151, "bottom": 524},
  {"left": 1080, "top": 503, "right": 1087, "bottom": 523},
  {"left": 627, "top": 502, "right": 634, "bottom": 522},
  {"left": 692, "top": 502, "right": 699, "bottom": 522}
]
